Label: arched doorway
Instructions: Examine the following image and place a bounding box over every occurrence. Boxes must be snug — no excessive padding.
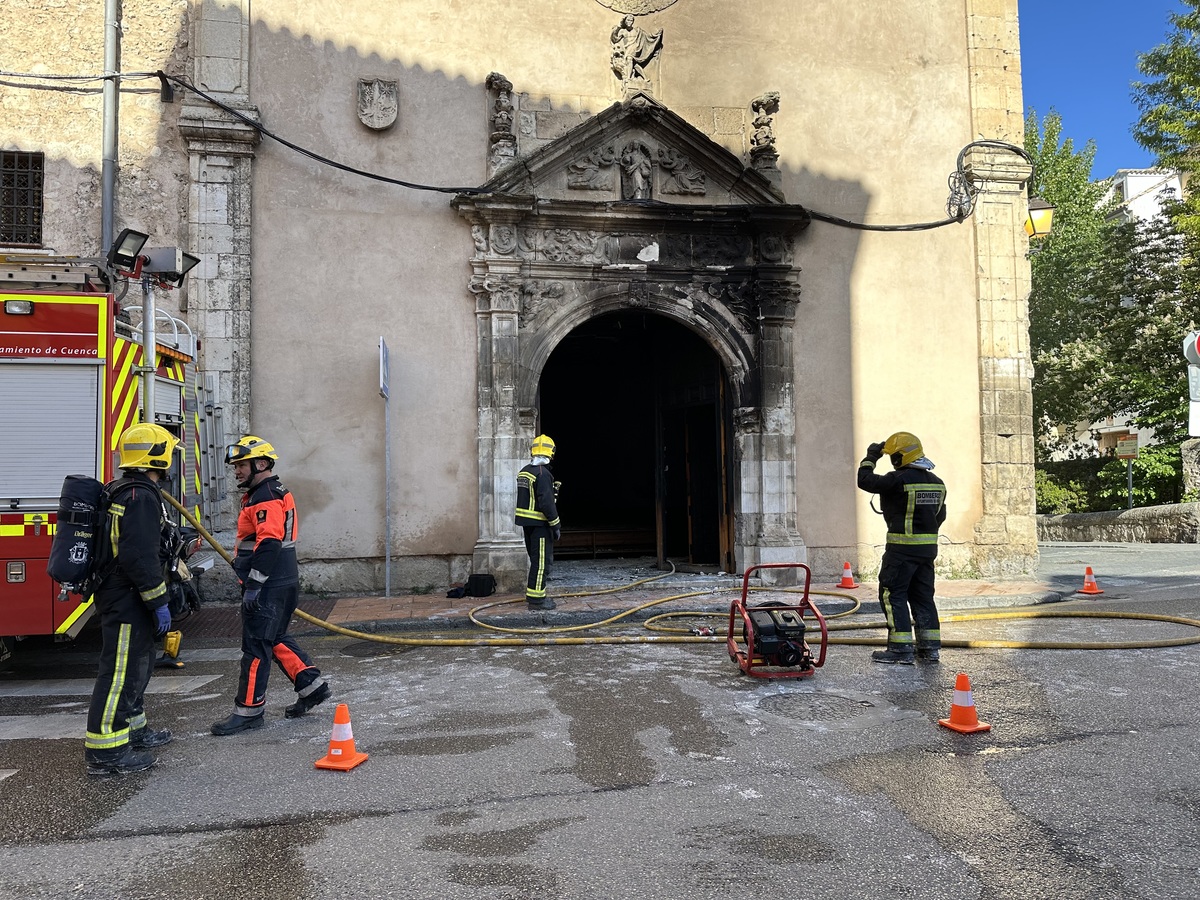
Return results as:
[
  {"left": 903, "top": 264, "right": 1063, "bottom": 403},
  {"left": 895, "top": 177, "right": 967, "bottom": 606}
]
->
[{"left": 540, "top": 310, "right": 733, "bottom": 572}]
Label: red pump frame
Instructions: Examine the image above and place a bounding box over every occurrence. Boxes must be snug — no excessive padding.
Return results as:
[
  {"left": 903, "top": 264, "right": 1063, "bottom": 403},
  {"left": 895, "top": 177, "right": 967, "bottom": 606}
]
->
[{"left": 726, "top": 563, "right": 828, "bottom": 679}]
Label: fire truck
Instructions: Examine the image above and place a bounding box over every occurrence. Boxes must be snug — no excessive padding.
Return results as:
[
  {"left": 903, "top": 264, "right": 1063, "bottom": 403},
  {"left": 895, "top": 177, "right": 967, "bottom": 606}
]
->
[{"left": 0, "top": 255, "right": 222, "bottom": 664}]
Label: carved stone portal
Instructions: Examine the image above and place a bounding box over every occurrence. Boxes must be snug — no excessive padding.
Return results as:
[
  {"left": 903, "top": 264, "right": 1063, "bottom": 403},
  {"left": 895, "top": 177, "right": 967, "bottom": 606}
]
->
[{"left": 453, "top": 94, "right": 808, "bottom": 589}]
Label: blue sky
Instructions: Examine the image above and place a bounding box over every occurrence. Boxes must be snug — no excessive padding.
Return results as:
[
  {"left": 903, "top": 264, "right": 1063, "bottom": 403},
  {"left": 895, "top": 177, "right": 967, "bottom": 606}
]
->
[{"left": 1020, "top": 0, "right": 1187, "bottom": 179}]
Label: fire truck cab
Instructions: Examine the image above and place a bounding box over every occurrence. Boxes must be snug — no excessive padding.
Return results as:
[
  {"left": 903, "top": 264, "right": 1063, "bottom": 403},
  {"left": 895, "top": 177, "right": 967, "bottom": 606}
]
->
[{"left": 0, "top": 255, "right": 213, "bottom": 663}]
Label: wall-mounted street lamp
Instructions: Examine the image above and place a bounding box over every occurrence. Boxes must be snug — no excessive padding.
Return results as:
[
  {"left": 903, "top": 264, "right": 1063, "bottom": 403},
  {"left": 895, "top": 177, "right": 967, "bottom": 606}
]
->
[{"left": 1024, "top": 196, "right": 1055, "bottom": 239}]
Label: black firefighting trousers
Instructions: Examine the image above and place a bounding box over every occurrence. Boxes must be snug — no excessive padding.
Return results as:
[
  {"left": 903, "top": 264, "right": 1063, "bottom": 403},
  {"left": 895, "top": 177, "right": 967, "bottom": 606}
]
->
[
  {"left": 877, "top": 547, "right": 942, "bottom": 650},
  {"left": 85, "top": 589, "right": 156, "bottom": 760},
  {"left": 523, "top": 525, "right": 554, "bottom": 600},
  {"left": 233, "top": 581, "right": 323, "bottom": 713}
]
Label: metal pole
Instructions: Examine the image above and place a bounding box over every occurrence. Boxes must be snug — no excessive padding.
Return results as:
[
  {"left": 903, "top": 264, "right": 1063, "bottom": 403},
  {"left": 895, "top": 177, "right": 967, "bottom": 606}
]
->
[
  {"left": 101, "top": 0, "right": 121, "bottom": 253},
  {"left": 1127, "top": 459, "right": 1134, "bottom": 510},
  {"left": 141, "top": 276, "right": 156, "bottom": 423},
  {"left": 385, "top": 393, "right": 391, "bottom": 597}
]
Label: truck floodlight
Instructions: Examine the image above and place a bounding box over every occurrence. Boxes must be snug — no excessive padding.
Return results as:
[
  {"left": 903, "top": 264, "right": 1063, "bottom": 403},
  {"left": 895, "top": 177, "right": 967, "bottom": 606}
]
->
[
  {"left": 106, "top": 228, "right": 149, "bottom": 271},
  {"left": 4, "top": 300, "right": 34, "bottom": 315},
  {"left": 140, "top": 247, "right": 201, "bottom": 286}
]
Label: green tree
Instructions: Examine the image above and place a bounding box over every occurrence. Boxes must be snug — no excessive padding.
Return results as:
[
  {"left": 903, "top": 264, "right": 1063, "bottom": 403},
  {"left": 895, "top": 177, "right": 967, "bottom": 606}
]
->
[
  {"left": 1133, "top": 0, "right": 1200, "bottom": 232},
  {"left": 1023, "top": 110, "right": 1116, "bottom": 457}
]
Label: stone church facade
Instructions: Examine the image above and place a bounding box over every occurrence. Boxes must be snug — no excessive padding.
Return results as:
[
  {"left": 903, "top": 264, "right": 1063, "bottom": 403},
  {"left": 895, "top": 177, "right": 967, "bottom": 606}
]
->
[{"left": 1, "top": 0, "right": 1037, "bottom": 591}]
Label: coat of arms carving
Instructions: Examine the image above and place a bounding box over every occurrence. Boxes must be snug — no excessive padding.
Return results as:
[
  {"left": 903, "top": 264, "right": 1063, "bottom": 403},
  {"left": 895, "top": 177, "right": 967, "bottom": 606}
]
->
[{"left": 357, "top": 79, "right": 399, "bottom": 131}]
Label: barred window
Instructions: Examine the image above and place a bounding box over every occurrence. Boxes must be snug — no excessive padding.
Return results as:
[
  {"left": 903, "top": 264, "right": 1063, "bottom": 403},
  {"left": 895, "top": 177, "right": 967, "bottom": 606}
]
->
[{"left": 1, "top": 151, "right": 45, "bottom": 247}]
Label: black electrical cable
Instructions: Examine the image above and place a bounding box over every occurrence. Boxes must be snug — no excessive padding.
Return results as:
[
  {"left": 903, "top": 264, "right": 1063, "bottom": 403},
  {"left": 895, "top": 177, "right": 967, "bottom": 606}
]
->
[{"left": 157, "top": 72, "right": 489, "bottom": 196}]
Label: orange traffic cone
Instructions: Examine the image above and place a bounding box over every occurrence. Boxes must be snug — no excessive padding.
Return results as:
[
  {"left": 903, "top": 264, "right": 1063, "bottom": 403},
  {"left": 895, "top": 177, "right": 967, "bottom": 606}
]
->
[
  {"left": 1078, "top": 566, "right": 1104, "bottom": 596},
  {"left": 315, "top": 703, "right": 369, "bottom": 771},
  {"left": 938, "top": 672, "right": 991, "bottom": 734},
  {"left": 838, "top": 562, "right": 858, "bottom": 589}
]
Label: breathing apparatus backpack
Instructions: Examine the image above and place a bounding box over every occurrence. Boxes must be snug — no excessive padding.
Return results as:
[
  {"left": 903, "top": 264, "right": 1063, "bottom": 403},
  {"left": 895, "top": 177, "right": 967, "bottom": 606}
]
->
[{"left": 46, "top": 475, "right": 128, "bottom": 598}]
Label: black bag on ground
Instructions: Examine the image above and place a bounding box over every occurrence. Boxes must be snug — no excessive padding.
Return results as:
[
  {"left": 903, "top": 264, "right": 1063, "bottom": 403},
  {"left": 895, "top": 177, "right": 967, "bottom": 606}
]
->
[
  {"left": 46, "top": 474, "right": 106, "bottom": 594},
  {"left": 465, "top": 574, "right": 496, "bottom": 597}
]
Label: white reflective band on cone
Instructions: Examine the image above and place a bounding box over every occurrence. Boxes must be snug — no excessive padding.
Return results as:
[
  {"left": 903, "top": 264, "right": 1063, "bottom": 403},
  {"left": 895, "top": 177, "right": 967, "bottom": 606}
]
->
[
  {"left": 953, "top": 689, "right": 973, "bottom": 706},
  {"left": 331, "top": 722, "right": 353, "bottom": 741}
]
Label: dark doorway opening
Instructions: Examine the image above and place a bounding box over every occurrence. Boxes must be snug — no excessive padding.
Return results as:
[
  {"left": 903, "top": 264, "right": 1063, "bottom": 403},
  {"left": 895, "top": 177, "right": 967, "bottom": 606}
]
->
[{"left": 539, "top": 311, "right": 732, "bottom": 571}]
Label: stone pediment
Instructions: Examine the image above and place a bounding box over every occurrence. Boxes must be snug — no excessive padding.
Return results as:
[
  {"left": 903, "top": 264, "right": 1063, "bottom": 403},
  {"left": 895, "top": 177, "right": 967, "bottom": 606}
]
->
[{"left": 481, "top": 94, "right": 786, "bottom": 206}]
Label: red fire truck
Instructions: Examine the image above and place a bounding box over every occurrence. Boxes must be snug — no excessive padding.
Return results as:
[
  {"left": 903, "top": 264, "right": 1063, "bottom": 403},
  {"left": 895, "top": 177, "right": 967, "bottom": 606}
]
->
[{"left": 0, "top": 256, "right": 211, "bottom": 664}]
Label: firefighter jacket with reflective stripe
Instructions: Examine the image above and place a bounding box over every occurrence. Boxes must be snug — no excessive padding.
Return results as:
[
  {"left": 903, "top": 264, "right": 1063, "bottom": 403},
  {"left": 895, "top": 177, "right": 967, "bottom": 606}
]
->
[
  {"left": 857, "top": 458, "right": 947, "bottom": 559},
  {"left": 234, "top": 475, "right": 299, "bottom": 587},
  {"left": 97, "top": 472, "right": 171, "bottom": 609},
  {"left": 515, "top": 463, "right": 560, "bottom": 528}
]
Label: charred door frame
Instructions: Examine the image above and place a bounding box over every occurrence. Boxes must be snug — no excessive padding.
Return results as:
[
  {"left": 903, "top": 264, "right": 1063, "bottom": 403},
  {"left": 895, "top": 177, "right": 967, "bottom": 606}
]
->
[{"left": 454, "top": 195, "right": 811, "bottom": 589}]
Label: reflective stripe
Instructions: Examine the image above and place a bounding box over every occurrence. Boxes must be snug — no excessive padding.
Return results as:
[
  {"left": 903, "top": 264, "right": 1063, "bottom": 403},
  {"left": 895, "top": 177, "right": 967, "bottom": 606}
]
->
[
  {"left": 85, "top": 623, "right": 132, "bottom": 750},
  {"left": 953, "top": 688, "right": 974, "bottom": 706},
  {"left": 140, "top": 582, "right": 167, "bottom": 603},
  {"left": 886, "top": 533, "right": 939, "bottom": 545}
]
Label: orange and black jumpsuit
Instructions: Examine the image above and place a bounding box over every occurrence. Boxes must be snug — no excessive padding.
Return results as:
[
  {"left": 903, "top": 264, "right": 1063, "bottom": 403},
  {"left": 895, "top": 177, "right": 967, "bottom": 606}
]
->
[
  {"left": 515, "top": 462, "right": 560, "bottom": 601},
  {"left": 856, "top": 458, "right": 947, "bottom": 654},
  {"left": 230, "top": 474, "right": 325, "bottom": 716}
]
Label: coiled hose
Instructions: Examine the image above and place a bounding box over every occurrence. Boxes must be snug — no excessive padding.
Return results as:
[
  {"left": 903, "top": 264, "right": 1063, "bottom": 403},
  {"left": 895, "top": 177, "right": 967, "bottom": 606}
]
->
[{"left": 165, "top": 494, "right": 1200, "bottom": 651}]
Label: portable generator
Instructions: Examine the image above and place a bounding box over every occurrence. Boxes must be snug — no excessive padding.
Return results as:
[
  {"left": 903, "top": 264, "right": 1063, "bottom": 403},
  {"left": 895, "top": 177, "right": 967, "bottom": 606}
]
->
[{"left": 727, "top": 563, "right": 828, "bottom": 679}]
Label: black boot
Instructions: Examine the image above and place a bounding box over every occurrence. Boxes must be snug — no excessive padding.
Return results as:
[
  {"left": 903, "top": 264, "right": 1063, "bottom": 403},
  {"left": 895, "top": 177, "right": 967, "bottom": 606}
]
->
[
  {"left": 916, "top": 647, "right": 941, "bottom": 662},
  {"left": 86, "top": 746, "right": 156, "bottom": 776},
  {"left": 871, "top": 647, "right": 915, "bottom": 665},
  {"left": 210, "top": 712, "right": 265, "bottom": 736},
  {"left": 130, "top": 727, "right": 173, "bottom": 749},
  {"left": 527, "top": 597, "right": 556, "bottom": 610},
  {"left": 285, "top": 682, "right": 331, "bottom": 719}
]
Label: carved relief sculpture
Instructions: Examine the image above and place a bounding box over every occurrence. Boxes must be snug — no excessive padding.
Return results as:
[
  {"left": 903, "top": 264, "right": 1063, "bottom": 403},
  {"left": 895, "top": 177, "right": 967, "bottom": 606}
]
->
[
  {"left": 657, "top": 146, "right": 706, "bottom": 195},
  {"left": 567, "top": 145, "right": 618, "bottom": 190},
  {"left": 610, "top": 15, "right": 663, "bottom": 92},
  {"left": 620, "top": 140, "right": 654, "bottom": 200},
  {"left": 357, "top": 79, "right": 398, "bottom": 131}
]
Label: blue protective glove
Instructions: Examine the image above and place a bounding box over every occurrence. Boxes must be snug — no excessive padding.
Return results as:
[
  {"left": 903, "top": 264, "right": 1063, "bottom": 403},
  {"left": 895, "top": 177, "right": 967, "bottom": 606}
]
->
[
  {"left": 241, "top": 585, "right": 261, "bottom": 614},
  {"left": 552, "top": 526, "right": 561, "bottom": 542},
  {"left": 152, "top": 604, "right": 172, "bottom": 638}
]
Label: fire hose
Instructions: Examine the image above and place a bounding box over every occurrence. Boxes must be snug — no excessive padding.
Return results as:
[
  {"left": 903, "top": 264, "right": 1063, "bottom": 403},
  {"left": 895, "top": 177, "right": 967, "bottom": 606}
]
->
[{"left": 164, "top": 494, "right": 1200, "bottom": 651}]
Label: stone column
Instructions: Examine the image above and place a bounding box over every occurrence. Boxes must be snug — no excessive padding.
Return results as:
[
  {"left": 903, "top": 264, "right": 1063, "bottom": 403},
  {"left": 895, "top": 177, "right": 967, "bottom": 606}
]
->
[
  {"left": 178, "top": 0, "right": 259, "bottom": 527},
  {"left": 736, "top": 277, "right": 805, "bottom": 585}
]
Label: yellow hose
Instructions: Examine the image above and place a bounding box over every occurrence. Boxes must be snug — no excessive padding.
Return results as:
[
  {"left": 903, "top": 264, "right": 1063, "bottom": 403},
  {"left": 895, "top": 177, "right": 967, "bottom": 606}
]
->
[{"left": 163, "top": 494, "right": 1200, "bottom": 652}]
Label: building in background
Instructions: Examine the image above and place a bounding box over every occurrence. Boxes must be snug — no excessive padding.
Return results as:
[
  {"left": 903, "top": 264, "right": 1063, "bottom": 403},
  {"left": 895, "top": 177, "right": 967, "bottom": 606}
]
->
[{"left": 0, "top": 0, "right": 1041, "bottom": 591}]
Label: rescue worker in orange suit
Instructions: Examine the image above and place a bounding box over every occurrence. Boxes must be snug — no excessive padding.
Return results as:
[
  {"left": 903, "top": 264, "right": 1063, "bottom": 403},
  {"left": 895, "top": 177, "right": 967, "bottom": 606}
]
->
[
  {"left": 84, "top": 423, "right": 179, "bottom": 775},
  {"left": 515, "top": 434, "right": 561, "bottom": 610},
  {"left": 857, "top": 431, "right": 947, "bottom": 665},
  {"left": 211, "top": 435, "right": 330, "bottom": 735}
]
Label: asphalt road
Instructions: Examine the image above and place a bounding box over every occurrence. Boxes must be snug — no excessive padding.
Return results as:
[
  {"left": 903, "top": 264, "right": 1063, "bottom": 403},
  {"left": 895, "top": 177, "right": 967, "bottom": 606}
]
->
[{"left": 1, "top": 542, "right": 1199, "bottom": 900}]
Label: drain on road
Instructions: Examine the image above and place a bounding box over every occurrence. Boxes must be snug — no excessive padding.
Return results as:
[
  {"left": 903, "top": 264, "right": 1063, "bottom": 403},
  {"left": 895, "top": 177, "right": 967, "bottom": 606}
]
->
[{"left": 746, "top": 687, "right": 923, "bottom": 732}]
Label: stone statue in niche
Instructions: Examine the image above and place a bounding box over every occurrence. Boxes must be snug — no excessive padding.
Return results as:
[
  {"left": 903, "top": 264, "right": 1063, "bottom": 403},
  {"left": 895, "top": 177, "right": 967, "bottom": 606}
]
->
[
  {"left": 657, "top": 147, "right": 705, "bottom": 195},
  {"left": 357, "top": 79, "right": 398, "bottom": 131},
  {"left": 620, "top": 140, "right": 653, "bottom": 200},
  {"left": 610, "top": 15, "right": 663, "bottom": 86},
  {"left": 567, "top": 145, "right": 618, "bottom": 190}
]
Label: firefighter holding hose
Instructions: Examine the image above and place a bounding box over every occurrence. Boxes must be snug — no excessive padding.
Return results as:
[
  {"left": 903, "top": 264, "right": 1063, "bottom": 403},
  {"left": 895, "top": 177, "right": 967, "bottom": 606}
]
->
[{"left": 857, "top": 431, "right": 947, "bottom": 665}]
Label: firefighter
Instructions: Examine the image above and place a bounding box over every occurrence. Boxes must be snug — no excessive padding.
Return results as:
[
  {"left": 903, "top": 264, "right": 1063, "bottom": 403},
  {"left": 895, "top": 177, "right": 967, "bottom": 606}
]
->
[
  {"left": 515, "top": 434, "right": 561, "bottom": 610},
  {"left": 84, "top": 422, "right": 178, "bottom": 775},
  {"left": 211, "top": 435, "right": 330, "bottom": 735},
  {"left": 857, "top": 431, "right": 947, "bottom": 665}
]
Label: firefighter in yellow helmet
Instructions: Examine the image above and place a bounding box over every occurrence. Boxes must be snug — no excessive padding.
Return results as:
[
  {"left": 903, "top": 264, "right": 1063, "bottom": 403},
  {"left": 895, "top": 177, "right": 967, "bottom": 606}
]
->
[
  {"left": 856, "top": 431, "right": 947, "bottom": 665},
  {"left": 84, "top": 422, "right": 179, "bottom": 775},
  {"left": 211, "top": 435, "right": 330, "bottom": 735},
  {"left": 515, "top": 434, "right": 561, "bottom": 610}
]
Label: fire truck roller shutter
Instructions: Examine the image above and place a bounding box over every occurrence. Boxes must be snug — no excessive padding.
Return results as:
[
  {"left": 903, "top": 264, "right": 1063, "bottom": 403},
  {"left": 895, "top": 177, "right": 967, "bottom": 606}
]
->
[{"left": 0, "top": 363, "right": 103, "bottom": 508}]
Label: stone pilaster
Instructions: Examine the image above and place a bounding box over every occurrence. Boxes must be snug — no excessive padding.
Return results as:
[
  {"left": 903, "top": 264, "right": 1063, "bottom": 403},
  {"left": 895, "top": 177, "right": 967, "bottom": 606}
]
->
[
  {"left": 179, "top": 0, "right": 259, "bottom": 527},
  {"left": 965, "top": 0, "right": 1038, "bottom": 576}
]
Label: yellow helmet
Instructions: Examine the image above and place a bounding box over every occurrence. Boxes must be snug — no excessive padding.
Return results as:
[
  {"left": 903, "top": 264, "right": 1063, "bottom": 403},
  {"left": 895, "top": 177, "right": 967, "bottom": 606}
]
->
[
  {"left": 883, "top": 432, "right": 923, "bottom": 468},
  {"left": 117, "top": 423, "right": 178, "bottom": 471},
  {"left": 530, "top": 434, "right": 556, "bottom": 460},
  {"left": 225, "top": 435, "right": 279, "bottom": 465}
]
